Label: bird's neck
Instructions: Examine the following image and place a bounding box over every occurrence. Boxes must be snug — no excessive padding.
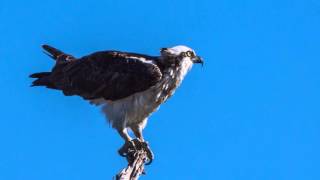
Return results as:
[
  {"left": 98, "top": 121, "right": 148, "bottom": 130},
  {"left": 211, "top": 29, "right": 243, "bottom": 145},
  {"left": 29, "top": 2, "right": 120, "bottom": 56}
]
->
[
  {"left": 157, "top": 57, "right": 193, "bottom": 78},
  {"left": 160, "top": 58, "right": 193, "bottom": 85}
]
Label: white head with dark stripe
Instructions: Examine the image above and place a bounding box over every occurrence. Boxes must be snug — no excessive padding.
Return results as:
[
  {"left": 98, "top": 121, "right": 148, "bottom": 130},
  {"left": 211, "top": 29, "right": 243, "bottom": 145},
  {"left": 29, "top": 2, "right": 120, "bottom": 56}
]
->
[{"left": 160, "top": 45, "right": 203, "bottom": 67}]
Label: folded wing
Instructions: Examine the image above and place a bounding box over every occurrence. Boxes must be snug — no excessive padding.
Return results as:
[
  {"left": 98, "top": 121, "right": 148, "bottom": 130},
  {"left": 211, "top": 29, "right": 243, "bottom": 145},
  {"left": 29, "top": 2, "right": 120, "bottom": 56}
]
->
[{"left": 49, "top": 51, "right": 162, "bottom": 101}]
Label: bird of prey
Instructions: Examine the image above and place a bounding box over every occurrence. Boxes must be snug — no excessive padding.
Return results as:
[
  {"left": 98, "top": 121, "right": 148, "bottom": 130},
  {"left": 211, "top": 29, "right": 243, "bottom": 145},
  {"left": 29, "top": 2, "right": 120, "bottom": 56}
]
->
[{"left": 30, "top": 44, "right": 203, "bottom": 163}]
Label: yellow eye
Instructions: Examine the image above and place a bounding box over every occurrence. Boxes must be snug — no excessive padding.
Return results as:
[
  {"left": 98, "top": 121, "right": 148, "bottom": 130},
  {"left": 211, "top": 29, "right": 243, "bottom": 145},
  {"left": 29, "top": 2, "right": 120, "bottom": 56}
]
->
[{"left": 186, "top": 51, "right": 193, "bottom": 57}]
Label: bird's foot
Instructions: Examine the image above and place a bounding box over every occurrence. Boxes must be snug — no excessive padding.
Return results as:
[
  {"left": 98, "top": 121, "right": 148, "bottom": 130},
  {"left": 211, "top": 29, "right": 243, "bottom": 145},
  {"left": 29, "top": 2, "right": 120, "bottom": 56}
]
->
[
  {"left": 132, "top": 139, "right": 154, "bottom": 165},
  {"left": 141, "top": 140, "right": 154, "bottom": 165},
  {"left": 118, "top": 140, "right": 134, "bottom": 157},
  {"left": 118, "top": 139, "right": 154, "bottom": 165}
]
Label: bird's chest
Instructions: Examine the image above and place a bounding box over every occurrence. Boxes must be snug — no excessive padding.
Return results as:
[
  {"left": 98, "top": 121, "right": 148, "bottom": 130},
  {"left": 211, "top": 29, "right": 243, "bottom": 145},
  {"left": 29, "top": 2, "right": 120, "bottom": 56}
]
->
[
  {"left": 100, "top": 73, "right": 179, "bottom": 128},
  {"left": 127, "top": 72, "right": 180, "bottom": 119},
  {"left": 102, "top": 60, "right": 192, "bottom": 127},
  {"left": 112, "top": 70, "right": 175, "bottom": 125}
]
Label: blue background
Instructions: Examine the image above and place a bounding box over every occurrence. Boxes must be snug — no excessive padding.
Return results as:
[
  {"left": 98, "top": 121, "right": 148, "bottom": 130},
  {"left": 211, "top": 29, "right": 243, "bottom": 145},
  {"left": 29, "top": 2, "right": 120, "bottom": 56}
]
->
[{"left": 1, "top": 0, "right": 319, "bottom": 179}]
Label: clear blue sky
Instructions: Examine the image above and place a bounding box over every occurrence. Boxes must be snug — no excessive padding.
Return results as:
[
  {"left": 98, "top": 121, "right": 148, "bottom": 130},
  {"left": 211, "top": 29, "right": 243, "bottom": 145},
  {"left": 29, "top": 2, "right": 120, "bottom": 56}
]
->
[{"left": 1, "top": 0, "right": 319, "bottom": 179}]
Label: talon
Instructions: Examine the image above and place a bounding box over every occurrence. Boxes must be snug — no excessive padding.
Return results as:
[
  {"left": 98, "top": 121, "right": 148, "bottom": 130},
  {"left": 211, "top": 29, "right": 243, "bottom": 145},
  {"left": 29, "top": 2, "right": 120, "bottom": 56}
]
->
[
  {"left": 119, "top": 139, "right": 154, "bottom": 165},
  {"left": 118, "top": 148, "right": 126, "bottom": 157},
  {"left": 118, "top": 141, "right": 134, "bottom": 157},
  {"left": 141, "top": 141, "right": 154, "bottom": 165}
]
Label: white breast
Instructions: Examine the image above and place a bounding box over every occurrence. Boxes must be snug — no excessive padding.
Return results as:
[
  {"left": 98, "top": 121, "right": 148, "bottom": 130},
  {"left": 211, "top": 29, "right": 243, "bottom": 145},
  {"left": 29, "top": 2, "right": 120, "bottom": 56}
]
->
[{"left": 95, "top": 59, "right": 193, "bottom": 130}]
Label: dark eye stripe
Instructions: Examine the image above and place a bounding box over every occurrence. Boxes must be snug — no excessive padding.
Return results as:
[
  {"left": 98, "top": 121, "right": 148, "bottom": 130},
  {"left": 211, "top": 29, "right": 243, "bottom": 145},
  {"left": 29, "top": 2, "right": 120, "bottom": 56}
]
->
[
  {"left": 186, "top": 51, "right": 193, "bottom": 57},
  {"left": 181, "top": 51, "right": 194, "bottom": 57}
]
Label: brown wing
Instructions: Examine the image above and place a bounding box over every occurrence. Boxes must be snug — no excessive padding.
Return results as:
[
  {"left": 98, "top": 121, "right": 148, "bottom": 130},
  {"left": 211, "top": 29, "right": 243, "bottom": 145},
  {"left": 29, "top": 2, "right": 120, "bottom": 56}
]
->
[{"left": 49, "top": 51, "right": 162, "bottom": 101}]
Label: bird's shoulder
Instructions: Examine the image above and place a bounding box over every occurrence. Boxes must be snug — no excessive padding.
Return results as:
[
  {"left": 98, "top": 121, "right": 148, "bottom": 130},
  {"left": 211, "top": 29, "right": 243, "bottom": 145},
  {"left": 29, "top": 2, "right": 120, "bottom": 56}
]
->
[{"left": 81, "top": 50, "right": 158, "bottom": 64}]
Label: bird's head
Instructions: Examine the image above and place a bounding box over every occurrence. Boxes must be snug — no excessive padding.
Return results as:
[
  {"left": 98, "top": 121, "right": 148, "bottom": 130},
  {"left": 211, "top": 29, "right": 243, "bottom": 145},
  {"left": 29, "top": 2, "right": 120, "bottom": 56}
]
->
[{"left": 160, "top": 45, "right": 203, "bottom": 66}]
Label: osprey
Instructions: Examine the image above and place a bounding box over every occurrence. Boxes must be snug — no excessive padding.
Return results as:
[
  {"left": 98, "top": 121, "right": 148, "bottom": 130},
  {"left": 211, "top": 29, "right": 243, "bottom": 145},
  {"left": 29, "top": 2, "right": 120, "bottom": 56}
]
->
[{"left": 30, "top": 45, "right": 203, "bottom": 163}]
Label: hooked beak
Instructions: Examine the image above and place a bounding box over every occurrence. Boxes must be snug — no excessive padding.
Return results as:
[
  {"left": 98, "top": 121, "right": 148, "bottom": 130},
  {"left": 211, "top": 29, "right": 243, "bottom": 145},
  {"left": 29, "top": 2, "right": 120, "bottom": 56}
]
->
[{"left": 192, "top": 56, "right": 204, "bottom": 66}]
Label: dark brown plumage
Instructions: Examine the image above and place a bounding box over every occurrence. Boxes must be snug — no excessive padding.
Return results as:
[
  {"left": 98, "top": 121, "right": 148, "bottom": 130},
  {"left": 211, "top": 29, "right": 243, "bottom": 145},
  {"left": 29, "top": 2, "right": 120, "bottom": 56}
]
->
[{"left": 30, "top": 45, "right": 163, "bottom": 101}]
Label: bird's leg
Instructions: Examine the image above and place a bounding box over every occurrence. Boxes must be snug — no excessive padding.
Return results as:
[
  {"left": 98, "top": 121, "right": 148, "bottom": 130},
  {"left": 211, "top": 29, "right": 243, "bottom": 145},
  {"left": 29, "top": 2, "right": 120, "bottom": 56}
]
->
[
  {"left": 131, "top": 126, "right": 154, "bottom": 165},
  {"left": 117, "top": 128, "right": 133, "bottom": 157},
  {"left": 131, "top": 126, "right": 144, "bottom": 142}
]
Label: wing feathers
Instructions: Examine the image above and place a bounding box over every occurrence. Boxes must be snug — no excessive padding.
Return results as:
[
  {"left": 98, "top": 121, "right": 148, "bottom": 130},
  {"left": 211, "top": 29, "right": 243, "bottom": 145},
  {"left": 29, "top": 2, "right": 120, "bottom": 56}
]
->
[
  {"left": 46, "top": 50, "right": 162, "bottom": 101},
  {"left": 42, "top": 44, "right": 76, "bottom": 62}
]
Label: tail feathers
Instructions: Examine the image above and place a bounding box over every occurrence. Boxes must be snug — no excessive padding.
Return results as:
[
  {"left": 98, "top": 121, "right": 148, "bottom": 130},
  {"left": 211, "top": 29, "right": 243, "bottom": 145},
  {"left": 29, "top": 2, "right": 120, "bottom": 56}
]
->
[
  {"left": 30, "top": 72, "right": 55, "bottom": 88},
  {"left": 31, "top": 78, "right": 49, "bottom": 87},
  {"left": 29, "top": 72, "right": 51, "bottom": 78},
  {"left": 42, "top": 44, "right": 75, "bottom": 62}
]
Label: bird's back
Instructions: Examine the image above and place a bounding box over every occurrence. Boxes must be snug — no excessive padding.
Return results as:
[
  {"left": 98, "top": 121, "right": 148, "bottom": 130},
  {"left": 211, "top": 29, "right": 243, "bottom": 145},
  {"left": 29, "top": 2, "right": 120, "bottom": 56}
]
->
[{"left": 30, "top": 45, "right": 163, "bottom": 101}]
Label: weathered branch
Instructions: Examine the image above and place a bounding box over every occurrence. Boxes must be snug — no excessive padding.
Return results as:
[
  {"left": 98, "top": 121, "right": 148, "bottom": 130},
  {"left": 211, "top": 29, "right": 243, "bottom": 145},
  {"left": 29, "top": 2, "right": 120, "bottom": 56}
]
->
[{"left": 115, "top": 139, "right": 152, "bottom": 180}]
